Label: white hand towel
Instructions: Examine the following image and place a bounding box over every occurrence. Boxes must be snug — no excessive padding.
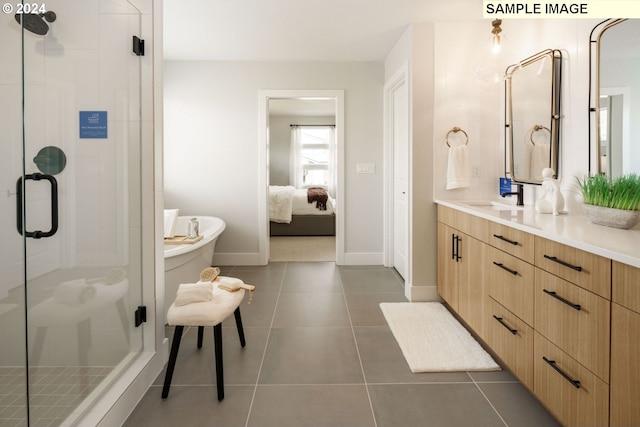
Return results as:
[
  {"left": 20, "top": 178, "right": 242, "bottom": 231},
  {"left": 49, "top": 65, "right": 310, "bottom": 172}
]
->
[
  {"left": 530, "top": 142, "right": 550, "bottom": 181},
  {"left": 446, "top": 145, "right": 470, "bottom": 190},
  {"left": 174, "top": 282, "right": 213, "bottom": 306},
  {"left": 53, "top": 279, "right": 97, "bottom": 306}
]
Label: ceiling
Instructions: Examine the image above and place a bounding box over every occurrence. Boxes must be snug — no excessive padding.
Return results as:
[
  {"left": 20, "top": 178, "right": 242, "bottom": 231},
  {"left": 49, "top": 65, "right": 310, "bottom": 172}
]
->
[{"left": 163, "top": 0, "right": 480, "bottom": 61}]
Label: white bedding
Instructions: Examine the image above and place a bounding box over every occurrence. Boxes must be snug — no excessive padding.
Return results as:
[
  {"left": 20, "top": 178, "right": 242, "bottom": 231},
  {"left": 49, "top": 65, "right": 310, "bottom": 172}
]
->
[{"left": 269, "top": 186, "right": 335, "bottom": 224}]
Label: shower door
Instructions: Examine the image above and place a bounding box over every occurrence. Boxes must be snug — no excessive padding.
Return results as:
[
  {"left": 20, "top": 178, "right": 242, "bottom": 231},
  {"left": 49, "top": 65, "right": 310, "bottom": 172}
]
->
[{"left": 0, "top": 1, "right": 145, "bottom": 425}]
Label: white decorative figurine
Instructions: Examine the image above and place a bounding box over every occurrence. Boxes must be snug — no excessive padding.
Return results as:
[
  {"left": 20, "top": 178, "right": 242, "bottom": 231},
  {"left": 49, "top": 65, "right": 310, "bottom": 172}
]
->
[{"left": 535, "top": 168, "right": 564, "bottom": 215}]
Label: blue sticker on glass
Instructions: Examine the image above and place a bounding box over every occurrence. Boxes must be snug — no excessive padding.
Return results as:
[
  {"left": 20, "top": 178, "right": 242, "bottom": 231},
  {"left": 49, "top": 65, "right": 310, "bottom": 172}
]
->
[{"left": 79, "top": 111, "right": 108, "bottom": 139}]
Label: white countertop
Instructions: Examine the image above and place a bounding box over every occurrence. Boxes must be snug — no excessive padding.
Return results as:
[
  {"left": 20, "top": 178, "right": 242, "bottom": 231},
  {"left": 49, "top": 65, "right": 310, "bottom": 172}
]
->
[{"left": 435, "top": 199, "right": 640, "bottom": 269}]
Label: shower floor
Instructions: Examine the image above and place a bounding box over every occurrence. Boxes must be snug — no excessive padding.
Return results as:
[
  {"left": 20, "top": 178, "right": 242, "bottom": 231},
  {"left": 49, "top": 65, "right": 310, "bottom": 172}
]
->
[{"left": 0, "top": 365, "right": 112, "bottom": 427}]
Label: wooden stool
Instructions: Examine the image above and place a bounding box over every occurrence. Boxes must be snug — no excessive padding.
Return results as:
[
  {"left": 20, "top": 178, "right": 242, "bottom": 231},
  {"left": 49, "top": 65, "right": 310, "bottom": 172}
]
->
[{"left": 161, "top": 276, "right": 248, "bottom": 401}]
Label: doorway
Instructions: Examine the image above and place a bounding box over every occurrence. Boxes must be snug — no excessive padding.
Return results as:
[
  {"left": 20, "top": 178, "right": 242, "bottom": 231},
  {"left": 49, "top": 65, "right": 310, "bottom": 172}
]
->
[
  {"left": 258, "top": 90, "right": 345, "bottom": 264},
  {"left": 384, "top": 65, "right": 410, "bottom": 281}
]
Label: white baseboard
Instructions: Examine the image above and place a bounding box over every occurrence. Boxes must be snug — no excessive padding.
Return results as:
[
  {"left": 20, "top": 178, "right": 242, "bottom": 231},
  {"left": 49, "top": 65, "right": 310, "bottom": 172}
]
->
[{"left": 405, "top": 284, "right": 441, "bottom": 302}]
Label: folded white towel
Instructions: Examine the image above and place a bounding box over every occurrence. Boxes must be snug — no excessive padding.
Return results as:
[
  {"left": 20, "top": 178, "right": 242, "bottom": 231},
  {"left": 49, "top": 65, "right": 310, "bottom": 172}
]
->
[
  {"left": 174, "top": 282, "right": 213, "bottom": 307},
  {"left": 530, "top": 142, "right": 550, "bottom": 181},
  {"left": 53, "top": 279, "right": 97, "bottom": 306},
  {"left": 446, "top": 145, "right": 470, "bottom": 190}
]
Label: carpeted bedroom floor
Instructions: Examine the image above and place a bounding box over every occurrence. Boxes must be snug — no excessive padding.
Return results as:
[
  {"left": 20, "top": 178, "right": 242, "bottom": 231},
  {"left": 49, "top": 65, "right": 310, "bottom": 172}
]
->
[{"left": 269, "top": 236, "right": 336, "bottom": 262}]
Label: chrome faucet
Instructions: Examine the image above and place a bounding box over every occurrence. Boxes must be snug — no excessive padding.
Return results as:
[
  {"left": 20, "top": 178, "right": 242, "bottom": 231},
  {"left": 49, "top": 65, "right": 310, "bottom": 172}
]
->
[{"left": 501, "top": 183, "right": 524, "bottom": 206}]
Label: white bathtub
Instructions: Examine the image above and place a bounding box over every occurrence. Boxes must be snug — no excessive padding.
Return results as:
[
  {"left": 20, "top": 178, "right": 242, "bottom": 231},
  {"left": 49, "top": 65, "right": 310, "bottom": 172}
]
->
[{"left": 163, "top": 216, "right": 226, "bottom": 322}]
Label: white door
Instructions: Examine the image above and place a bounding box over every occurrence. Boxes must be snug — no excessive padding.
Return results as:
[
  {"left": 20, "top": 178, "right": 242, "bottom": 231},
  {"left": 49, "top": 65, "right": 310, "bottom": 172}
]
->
[{"left": 392, "top": 79, "right": 409, "bottom": 279}]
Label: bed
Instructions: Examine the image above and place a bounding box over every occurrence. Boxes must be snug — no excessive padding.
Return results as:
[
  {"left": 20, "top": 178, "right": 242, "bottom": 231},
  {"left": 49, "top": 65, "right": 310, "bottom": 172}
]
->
[{"left": 269, "top": 186, "right": 336, "bottom": 236}]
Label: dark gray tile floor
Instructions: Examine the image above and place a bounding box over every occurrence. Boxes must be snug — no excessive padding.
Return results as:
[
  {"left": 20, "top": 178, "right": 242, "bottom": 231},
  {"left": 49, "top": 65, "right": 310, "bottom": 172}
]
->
[{"left": 124, "top": 262, "right": 560, "bottom": 427}]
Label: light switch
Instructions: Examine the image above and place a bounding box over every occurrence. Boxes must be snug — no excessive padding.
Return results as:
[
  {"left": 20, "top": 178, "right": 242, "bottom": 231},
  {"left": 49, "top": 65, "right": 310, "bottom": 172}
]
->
[{"left": 356, "top": 163, "right": 375, "bottom": 174}]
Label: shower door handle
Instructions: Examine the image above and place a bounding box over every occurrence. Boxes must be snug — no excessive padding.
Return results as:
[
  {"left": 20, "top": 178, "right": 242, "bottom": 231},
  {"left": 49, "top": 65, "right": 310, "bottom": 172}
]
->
[{"left": 16, "top": 173, "right": 59, "bottom": 239}]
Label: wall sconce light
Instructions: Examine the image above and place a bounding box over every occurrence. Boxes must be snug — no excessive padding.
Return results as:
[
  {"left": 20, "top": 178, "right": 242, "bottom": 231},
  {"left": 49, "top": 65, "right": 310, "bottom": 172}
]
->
[{"left": 474, "top": 19, "right": 510, "bottom": 83}]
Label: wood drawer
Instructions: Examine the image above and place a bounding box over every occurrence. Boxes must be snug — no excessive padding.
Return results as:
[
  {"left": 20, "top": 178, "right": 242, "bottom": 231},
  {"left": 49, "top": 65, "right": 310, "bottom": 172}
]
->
[
  {"left": 612, "top": 261, "right": 640, "bottom": 313},
  {"left": 437, "top": 205, "right": 489, "bottom": 242},
  {"left": 610, "top": 303, "right": 640, "bottom": 427},
  {"left": 487, "top": 298, "right": 534, "bottom": 390},
  {"left": 534, "top": 236, "right": 611, "bottom": 299},
  {"left": 535, "top": 269, "right": 610, "bottom": 382},
  {"left": 486, "top": 246, "right": 534, "bottom": 325},
  {"left": 534, "top": 332, "right": 609, "bottom": 427},
  {"left": 488, "top": 222, "right": 534, "bottom": 264}
]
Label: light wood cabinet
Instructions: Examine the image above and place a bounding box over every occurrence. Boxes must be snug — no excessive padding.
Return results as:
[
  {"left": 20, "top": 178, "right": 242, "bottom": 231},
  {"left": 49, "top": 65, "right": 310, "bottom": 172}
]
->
[
  {"left": 535, "top": 236, "right": 611, "bottom": 299},
  {"left": 534, "top": 332, "right": 610, "bottom": 427},
  {"left": 437, "top": 222, "right": 459, "bottom": 311},
  {"left": 612, "top": 261, "right": 640, "bottom": 313},
  {"left": 534, "top": 269, "right": 610, "bottom": 382},
  {"left": 437, "top": 217, "right": 485, "bottom": 336},
  {"left": 436, "top": 202, "right": 637, "bottom": 427},
  {"left": 457, "top": 235, "right": 485, "bottom": 336},
  {"left": 610, "top": 263, "right": 640, "bottom": 427},
  {"left": 486, "top": 297, "right": 534, "bottom": 390},
  {"left": 488, "top": 222, "right": 534, "bottom": 263},
  {"left": 486, "top": 245, "right": 535, "bottom": 326}
]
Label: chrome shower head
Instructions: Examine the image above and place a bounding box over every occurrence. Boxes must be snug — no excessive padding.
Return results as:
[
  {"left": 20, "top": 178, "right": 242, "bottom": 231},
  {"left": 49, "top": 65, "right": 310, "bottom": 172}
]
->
[{"left": 15, "top": 11, "right": 56, "bottom": 35}]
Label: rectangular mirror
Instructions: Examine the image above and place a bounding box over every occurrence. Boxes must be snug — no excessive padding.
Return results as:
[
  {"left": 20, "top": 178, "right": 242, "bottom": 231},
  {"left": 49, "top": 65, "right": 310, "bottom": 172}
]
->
[
  {"left": 505, "top": 49, "right": 562, "bottom": 184},
  {"left": 589, "top": 19, "right": 640, "bottom": 178}
]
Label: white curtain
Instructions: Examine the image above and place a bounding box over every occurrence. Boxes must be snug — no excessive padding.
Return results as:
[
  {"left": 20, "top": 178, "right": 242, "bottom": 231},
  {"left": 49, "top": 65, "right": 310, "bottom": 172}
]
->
[
  {"left": 289, "top": 126, "right": 302, "bottom": 188},
  {"left": 289, "top": 125, "right": 336, "bottom": 197},
  {"left": 327, "top": 126, "right": 336, "bottom": 197}
]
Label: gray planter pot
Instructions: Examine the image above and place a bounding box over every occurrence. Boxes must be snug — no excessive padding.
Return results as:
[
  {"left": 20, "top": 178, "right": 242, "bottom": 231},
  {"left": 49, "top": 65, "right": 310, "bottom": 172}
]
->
[{"left": 582, "top": 204, "right": 640, "bottom": 229}]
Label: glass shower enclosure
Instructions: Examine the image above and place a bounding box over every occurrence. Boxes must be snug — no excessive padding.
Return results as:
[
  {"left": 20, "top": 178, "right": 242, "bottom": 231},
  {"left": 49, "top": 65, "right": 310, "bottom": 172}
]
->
[{"left": 1, "top": 1, "right": 145, "bottom": 425}]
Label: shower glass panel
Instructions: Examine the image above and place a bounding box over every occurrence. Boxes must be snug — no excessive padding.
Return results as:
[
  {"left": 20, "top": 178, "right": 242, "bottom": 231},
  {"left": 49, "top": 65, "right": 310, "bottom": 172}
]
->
[{"left": 1, "top": 1, "right": 144, "bottom": 425}]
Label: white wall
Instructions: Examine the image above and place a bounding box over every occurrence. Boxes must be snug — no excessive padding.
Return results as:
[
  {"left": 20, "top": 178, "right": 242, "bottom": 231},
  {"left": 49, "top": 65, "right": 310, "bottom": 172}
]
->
[
  {"left": 164, "top": 61, "right": 384, "bottom": 264},
  {"left": 384, "top": 24, "right": 438, "bottom": 301},
  {"left": 431, "top": 19, "right": 602, "bottom": 210}
]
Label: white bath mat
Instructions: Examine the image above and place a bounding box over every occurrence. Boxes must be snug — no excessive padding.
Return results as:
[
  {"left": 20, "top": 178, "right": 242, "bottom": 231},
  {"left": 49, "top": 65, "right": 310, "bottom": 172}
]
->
[{"left": 380, "top": 302, "right": 500, "bottom": 373}]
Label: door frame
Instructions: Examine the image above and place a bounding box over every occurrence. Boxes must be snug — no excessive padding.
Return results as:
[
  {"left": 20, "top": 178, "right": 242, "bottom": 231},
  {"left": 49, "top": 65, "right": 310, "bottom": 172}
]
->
[
  {"left": 383, "top": 63, "right": 411, "bottom": 284},
  {"left": 258, "top": 90, "right": 345, "bottom": 265}
]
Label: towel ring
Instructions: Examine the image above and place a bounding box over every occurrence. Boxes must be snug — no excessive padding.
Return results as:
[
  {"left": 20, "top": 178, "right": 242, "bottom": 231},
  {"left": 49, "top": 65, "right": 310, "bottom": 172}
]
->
[
  {"left": 529, "top": 125, "right": 550, "bottom": 146},
  {"left": 445, "top": 127, "right": 469, "bottom": 147}
]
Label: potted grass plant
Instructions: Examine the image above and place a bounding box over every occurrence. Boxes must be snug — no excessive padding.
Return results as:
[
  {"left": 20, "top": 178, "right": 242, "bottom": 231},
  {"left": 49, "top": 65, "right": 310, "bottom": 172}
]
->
[{"left": 576, "top": 173, "right": 640, "bottom": 229}]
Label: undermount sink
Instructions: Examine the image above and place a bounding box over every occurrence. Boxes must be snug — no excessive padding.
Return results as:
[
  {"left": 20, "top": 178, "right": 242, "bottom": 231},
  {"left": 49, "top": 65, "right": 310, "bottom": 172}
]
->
[{"left": 463, "top": 200, "right": 524, "bottom": 211}]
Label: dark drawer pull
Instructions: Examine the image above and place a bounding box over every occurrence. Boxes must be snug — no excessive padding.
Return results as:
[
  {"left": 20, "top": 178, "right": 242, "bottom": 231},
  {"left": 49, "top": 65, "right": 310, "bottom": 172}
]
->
[
  {"left": 542, "top": 356, "right": 581, "bottom": 389},
  {"left": 493, "top": 315, "right": 517, "bottom": 335},
  {"left": 451, "top": 233, "right": 456, "bottom": 260},
  {"left": 543, "top": 289, "right": 581, "bottom": 311},
  {"left": 543, "top": 254, "right": 582, "bottom": 272},
  {"left": 493, "top": 234, "right": 518, "bottom": 246},
  {"left": 492, "top": 261, "right": 518, "bottom": 276}
]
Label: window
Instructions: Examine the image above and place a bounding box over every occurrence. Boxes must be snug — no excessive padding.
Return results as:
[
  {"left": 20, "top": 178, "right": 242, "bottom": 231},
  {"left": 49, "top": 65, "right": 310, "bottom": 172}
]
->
[{"left": 290, "top": 126, "right": 335, "bottom": 193}]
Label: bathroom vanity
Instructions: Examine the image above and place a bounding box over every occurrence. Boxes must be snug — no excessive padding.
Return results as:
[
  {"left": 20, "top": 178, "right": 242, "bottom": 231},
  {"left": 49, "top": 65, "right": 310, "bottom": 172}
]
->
[{"left": 435, "top": 199, "right": 640, "bottom": 427}]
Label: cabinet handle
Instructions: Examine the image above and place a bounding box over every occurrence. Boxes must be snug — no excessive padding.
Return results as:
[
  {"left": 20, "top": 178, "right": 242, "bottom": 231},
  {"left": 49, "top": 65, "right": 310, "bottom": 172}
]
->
[
  {"left": 492, "top": 261, "right": 518, "bottom": 276},
  {"left": 543, "top": 254, "right": 582, "bottom": 272},
  {"left": 451, "top": 234, "right": 456, "bottom": 260},
  {"left": 492, "top": 315, "right": 517, "bottom": 335},
  {"left": 492, "top": 234, "right": 518, "bottom": 246},
  {"left": 543, "top": 289, "right": 581, "bottom": 311},
  {"left": 455, "top": 235, "right": 461, "bottom": 262},
  {"left": 542, "top": 356, "right": 581, "bottom": 389}
]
